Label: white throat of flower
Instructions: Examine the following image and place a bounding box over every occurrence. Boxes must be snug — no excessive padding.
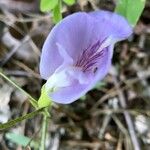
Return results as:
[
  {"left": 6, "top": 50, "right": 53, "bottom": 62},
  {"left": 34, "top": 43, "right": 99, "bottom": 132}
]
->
[
  {"left": 45, "top": 43, "right": 93, "bottom": 95},
  {"left": 45, "top": 67, "right": 71, "bottom": 93},
  {"left": 45, "top": 36, "right": 115, "bottom": 95}
]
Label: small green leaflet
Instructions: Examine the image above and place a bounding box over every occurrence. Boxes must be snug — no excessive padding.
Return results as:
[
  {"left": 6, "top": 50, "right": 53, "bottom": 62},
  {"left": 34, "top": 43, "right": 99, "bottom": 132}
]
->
[
  {"left": 38, "top": 84, "right": 52, "bottom": 108},
  {"left": 40, "top": 0, "right": 76, "bottom": 24},
  {"left": 53, "top": 0, "right": 62, "bottom": 23},
  {"left": 115, "top": 0, "right": 146, "bottom": 27},
  {"left": 40, "top": 0, "right": 59, "bottom": 12},
  {"left": 63, "top": 0, "right": 75, "bottom": 5},
  {"left": 5, "top": 132, "right": 38, "bottom": 148}
]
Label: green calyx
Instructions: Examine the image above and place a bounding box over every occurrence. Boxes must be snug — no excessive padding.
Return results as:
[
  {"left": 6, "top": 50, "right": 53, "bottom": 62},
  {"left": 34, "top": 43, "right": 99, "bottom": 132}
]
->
[{"left": 38, "top": 84, "right": 52, "bottom": 108}]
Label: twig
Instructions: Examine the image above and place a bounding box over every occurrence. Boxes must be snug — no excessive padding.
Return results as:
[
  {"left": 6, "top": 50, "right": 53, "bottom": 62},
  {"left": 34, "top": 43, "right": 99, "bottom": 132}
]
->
[
  {"left": 92, "top": 108, "right": 150, "bottom": 116},
  {"left": 63, "top": 140, "right": 103, "bottom": 149},
  {"left": 98, "top": 109, "right": 111, "bottom": 139},
  {"left": 113, "top": 76, "right": 141, "bottom": 150},
  {"left": 49, "top": 131, "right": 60, "bottom": 150},
  {"left": 5, "top": 70, "right": 35, "bottom": 77},
  {"left": 1, "top": 36, "right": 30, "bottom": 67},
  {"left": 0, "top": 70, "right": 38, "bottom": 108},
  {"left": 0, "top": 0, "right": 39, "bottom": 13},
  {"left": 13, "top": 60, "right": 41, "bottom": 79},
  {"left": 91, "top": 69, "right": 150, "bottom": 110}
]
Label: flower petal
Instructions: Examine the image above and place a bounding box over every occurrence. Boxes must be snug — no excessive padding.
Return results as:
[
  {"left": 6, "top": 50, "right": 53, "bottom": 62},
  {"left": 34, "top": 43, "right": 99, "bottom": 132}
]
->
[
  {"left": 56, "top": 43, "right": 73, "bottom": 65},
  {"left": 40, "top": 12, "right": 99, "bottom": 79},
  {"left": 40, "top": 11, "right": 133, "bottom": 104},
  {"left": 40, "top": 11, "right": 132, "bottom": 80},
  {"left": 48, "top": 46, "right": 112, "bottom": 104},
  {"left": 89, "top": 10, "right": 133, "bottom": 41},
  {"left": 50, "top": 81, "right": 88, "bottom": 104}
]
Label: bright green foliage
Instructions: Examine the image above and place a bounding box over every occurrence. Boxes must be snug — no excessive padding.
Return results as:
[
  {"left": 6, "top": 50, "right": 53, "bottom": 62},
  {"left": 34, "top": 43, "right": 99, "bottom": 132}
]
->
[
  {"left": 53, "top": 1, "right": 62, "bottom": 23},
  {"left": 38, "top": 84, "right": 52, "bottom": 108},
  {"left": 40, "top": 0, "right": 62, "bottom": 23},
  {"left": 115, "top": 0, "right": 146, "bottom": 27},
  {"left": 63, "top": 0, "right": 75, "bottom": 5},
  {"left": 40, "top": 0, "right": 76, "bottom": 24},
  {"left": 40, "top": 0, "right": 59, "bottom": 11},
  {"left": 5, "top": 132, "right": 38, "bottom": 148}
]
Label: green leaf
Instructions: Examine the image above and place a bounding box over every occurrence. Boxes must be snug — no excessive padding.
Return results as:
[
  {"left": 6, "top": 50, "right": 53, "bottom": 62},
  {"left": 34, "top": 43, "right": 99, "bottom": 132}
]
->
[
  {"left": 38, "top": 85, "right": 52, "bottom": 108},
  {"left": 63, "top": 0, "right": 75, "bottom": 5},
  {"left": 6, "top": 133, "right": 30, "bottom": 147},
  {"left": 115, "top": 0, "right": 146, "bottom": 27},
  {"left": 53, "top": 0, "right": 62, "bottom": 23},
  {"left": 5, "top": 132, "right": 38, "bottom": 148},
  {"left": 40, "top": 0, "right": 59, "bottom": 12}
]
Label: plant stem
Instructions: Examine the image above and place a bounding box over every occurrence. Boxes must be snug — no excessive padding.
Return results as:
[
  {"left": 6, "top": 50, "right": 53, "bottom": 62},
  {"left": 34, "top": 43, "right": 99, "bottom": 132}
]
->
[
  {"left": 0, "top": 108, "right": 44, "bottom": 130},
  {"left": 0, "top": 70, "right": 38, "bottom": 108},
  {"left": 113, "top": 76, "right": 141, "bottom": 150},
  {"left": 40, "top": 108, "right": 49, "bottom": 150}
]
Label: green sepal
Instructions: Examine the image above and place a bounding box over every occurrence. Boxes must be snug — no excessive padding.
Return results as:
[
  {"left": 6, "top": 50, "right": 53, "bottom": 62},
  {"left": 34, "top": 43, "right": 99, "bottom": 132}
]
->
[{"left": 38, "top": 84, "right": 52, "bottom": 108}]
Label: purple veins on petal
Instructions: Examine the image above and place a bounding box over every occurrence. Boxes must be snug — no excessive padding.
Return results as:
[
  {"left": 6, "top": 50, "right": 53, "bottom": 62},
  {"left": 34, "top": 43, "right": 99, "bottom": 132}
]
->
[
  {"left": 76, "top": 40, "right": 107, "bottom": 72},
  {"left": 40, "top": 10, "right": 133, "bottom": 104},
  {"left": 76, "top": 41, "right": 101, "bottom": 67}
]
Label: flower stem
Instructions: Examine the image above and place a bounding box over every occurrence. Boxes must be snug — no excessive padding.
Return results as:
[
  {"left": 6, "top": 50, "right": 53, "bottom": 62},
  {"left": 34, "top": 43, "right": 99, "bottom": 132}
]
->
[
  {"left": 40, "top": 108, "right": 49, "bottom": 150},
  {"left": 0, "top": 70, "right": 38, "bottom": 108},
  {"left": 0, "top": 108, "right": 44, "bottom": 130}
]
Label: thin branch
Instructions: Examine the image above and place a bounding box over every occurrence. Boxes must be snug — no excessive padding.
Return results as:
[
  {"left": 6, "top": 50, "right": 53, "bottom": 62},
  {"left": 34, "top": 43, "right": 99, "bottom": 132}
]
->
[
  {"left": 0, "top": 70, "right": 38, "bottom": 108},
  {"left": 113, "top": 76, "right": 141, "bottom": 150}
]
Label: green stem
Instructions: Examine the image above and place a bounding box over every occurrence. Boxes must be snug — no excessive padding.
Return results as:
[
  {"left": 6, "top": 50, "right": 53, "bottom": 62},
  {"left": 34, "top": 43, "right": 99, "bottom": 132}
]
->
[
  {"left": 0, "top": 108, "right": 44, "bottom": 130},
  {"left": 0, "top": 70, "right": 38, "bottom": 108},
  {"left": 40, "top": 108, "right": 49, "bottom": 150}
]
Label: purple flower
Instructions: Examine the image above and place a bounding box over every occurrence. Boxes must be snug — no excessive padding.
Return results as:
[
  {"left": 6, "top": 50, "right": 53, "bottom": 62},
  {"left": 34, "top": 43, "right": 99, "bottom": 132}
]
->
[{"left": 40, "top": 10, "right": 132, "bottom": 104}]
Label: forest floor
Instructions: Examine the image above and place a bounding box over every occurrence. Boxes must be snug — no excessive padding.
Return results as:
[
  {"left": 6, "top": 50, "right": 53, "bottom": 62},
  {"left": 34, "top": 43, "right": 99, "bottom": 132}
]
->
[{"left": 0, "top": 0, "right": 150, "bottom": 149}]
